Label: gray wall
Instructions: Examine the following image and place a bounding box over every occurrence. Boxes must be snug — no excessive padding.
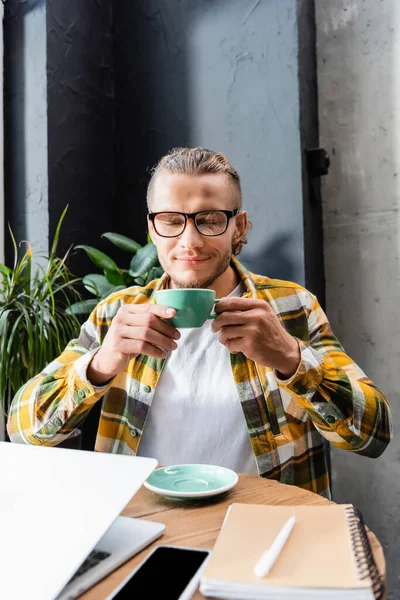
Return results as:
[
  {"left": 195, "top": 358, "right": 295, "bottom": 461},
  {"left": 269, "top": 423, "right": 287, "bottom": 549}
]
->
[
  {"left": 114, "top": 0, "right": 306, "bottom": 285},
  {"left": 4, "top": 0, "right": 319, "bottom": 287},
  {"left": 316, "top": 1, "right": 399, "bottom": 596},
  {"left": 4, "top": 0, "right": 48, "bottom": 258}
]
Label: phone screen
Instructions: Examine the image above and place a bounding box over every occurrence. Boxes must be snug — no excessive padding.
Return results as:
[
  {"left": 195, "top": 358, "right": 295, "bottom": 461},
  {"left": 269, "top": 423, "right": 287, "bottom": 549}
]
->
[{"left": 111, "top": 546, "right": 209, "bottom": 600}]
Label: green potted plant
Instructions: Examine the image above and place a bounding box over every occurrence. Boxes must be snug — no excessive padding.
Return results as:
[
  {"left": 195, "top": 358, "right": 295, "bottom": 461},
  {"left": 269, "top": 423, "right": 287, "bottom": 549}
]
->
[
  {"left": 0, "top": 207, "right": 82, "bottom": 422},
  {"left": 68, "top": 233, "right": 163, "bottom": 316}
]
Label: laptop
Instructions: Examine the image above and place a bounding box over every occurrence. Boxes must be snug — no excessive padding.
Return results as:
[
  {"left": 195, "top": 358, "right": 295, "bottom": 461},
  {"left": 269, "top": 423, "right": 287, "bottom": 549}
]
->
[{"left": 0, "top": 442, "right": 165, "bottom": 600}]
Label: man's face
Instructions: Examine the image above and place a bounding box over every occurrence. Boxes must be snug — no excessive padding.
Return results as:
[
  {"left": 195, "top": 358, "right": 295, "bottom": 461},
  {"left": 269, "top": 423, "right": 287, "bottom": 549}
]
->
[{"left": 148, "top": 172, "right": 247, "bottom": 289}]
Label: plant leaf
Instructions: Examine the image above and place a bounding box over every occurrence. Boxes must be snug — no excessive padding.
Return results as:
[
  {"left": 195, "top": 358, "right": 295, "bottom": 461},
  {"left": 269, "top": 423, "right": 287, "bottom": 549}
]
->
[
  {"left": 101, "top": 233, "right": 142, "bottom": 254},
  {"left": 75, "top": 245, "right": 120, "bottom": 272},
  {"left": 101, "top": 284, "right": 126, "bottom": 300},
  {"left": 6, "top": 313, "right": 24, "bottom": 355},
  {"left": 66, "top": 299, "right": 98, "bottom": 315},
  {"left": 0, "top": 264, "right": 12, "bottom": 278},
  {"left": 8, "top": 223, "right": 18, "bottom": 272},
  {"left": 145, "top": 266, "right": 161, "bottom": 285},
  {"left": 129, "top": 243, "right": 159, "bottom": 278},
  {"left": 103, "top": 268, "right": 126, "bottom": 286},
  {"left": 49, "top": 205, "right": 69, "bottom": 265},
  {"left": 51, "top": 278, "right": 82, "bottom": 297},
  {"left": 0, "top": 308, "right": 12, "bottom": 338},
  {"left": 0, "top": 211, "right": 83, "bottom": 414},
  {"left": 82, "top": 274, "right": 114, "bottom": 297}
]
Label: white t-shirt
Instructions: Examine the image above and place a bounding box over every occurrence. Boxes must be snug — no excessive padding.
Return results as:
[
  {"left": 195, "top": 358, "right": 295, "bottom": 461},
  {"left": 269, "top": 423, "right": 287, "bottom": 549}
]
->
[{"left": 137, "top": 282, "right": 259, "bottom": 475}]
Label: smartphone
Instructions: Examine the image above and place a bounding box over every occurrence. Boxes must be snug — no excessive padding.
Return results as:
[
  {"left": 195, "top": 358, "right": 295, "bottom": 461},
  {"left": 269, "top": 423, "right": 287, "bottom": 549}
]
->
[{"left": 106, "top": 545, "right": 211, "bottom": 600}]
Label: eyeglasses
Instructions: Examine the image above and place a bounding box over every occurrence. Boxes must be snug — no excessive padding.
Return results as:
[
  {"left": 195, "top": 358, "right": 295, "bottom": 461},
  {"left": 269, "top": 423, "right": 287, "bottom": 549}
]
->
[{"left": 148, "top": 209, "right": 239, "bottom": 238}]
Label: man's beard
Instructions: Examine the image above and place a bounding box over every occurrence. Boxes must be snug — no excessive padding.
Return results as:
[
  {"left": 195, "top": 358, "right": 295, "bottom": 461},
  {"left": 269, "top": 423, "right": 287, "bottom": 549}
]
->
[{"left": 160, "top": 250, "right": 232, "bottom": 289}]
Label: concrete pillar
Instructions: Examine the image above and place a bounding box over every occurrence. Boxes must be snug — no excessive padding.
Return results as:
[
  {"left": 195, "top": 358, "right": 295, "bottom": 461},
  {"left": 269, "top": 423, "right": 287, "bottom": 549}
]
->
[{"left": 316, "top": 1, "right": 400, "bottom": 595}]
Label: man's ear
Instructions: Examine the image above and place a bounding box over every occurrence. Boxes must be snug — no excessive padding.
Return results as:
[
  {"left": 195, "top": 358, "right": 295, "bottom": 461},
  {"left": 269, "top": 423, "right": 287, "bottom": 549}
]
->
[
  {"left": 147, "top": 219, "right": 156, "bottom": 245},
  {"left": 233, "top": 210, "right": 248, "bottom": 244}
]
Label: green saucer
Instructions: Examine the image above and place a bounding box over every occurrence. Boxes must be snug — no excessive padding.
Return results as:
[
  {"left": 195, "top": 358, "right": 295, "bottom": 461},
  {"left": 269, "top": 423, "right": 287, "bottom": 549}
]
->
[{"left": 144, "top": 464, "right": 239, "bottom": 500}]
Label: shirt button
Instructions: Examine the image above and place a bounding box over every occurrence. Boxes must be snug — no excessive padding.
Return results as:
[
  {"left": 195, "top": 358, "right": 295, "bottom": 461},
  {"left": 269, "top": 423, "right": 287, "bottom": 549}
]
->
[
  {"left": 326, "top": 415, "right": 337, "bottom": 424},
  {"left": 78, "top": 389, "right": 86, "bottom": 399},
  {"left": 54, "top": 418, "right": 62, "bottom": 427},
  {"left": 130, "top": 429, "right": 138, "bottom": 437},
  {"left": 143, "top": 385, "right": 151, "bottom": 393}
]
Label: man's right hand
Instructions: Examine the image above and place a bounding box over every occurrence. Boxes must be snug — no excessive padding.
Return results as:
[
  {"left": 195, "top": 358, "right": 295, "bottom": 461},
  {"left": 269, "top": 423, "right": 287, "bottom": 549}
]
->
[{"left": 87, "top": 303, "right": 180, "bottom": 386}]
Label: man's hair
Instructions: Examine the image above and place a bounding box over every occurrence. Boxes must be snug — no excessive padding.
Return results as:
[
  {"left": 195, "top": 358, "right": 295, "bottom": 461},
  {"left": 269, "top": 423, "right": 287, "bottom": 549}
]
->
[{"left": 147, "top": 147, "right": 250, "bottom": 255}]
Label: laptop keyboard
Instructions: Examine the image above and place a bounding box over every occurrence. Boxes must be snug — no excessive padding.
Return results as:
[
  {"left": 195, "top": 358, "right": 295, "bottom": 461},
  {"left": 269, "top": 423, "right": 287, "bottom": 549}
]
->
[{"left": 68, "top": 550, "right": 111, "bottom": 584}]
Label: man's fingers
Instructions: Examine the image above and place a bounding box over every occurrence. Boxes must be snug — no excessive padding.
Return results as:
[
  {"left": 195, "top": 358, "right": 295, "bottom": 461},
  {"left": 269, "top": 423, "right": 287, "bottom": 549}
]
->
[
  {"left": 133, "top": 312, "right": 180, "bottom": 339},
  {"left": 212, "top": 309, "right": 254, "bottom": 332},
  {"left": 217, "top": 325, "right": 244, "bottom": 344},
  {"left": 224, "top": 337, "right": 244, "bottom": 354},
  {"left": 215, "top": 297, "right": 261, "bottom": 313},
  {"left": 119, "top": 339, "right": 168, "bottom": 359},
  {"left": 120, "top": 325, "right": 178, "bottom": 352},
  {"left": 119, "top": 306, "right": 180, "bottom": 340},
  {"left": 124, "top": 302, "right": 176, "bottom": 319}
]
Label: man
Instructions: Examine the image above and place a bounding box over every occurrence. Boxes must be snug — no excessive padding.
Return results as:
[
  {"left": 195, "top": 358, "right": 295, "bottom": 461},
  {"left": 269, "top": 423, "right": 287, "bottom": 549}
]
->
[{"left": 8, "top": 147, "right": 392, "bottom": 497}]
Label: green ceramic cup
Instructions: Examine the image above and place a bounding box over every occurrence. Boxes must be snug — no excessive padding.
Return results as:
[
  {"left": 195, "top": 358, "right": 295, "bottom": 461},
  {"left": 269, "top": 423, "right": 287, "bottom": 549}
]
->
[{"left": 155, "top": 288, "right": 219, "bottom": 328}]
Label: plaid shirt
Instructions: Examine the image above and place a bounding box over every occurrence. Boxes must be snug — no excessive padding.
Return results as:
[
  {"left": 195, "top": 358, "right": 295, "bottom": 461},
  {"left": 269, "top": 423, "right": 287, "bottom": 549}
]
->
[{"left": 8, "top": 258, "right": 392, "bottom": 497}]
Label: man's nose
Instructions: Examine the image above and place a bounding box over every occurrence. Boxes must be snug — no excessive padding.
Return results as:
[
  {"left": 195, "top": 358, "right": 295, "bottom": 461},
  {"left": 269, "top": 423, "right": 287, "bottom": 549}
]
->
[{"left": 179, "top": 218, "right": 204, "bottom": 248}]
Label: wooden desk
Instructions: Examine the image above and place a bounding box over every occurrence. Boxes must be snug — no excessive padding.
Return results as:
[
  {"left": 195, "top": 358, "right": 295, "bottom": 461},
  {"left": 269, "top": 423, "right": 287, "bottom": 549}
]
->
[{"left": 80, "top": 475, "right": 386, "bottom": 599}]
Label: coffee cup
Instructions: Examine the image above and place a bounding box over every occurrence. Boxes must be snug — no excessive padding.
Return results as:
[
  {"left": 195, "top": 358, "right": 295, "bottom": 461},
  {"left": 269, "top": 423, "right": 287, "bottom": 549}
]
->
[{"left": 154, "top": 288, "right": 220, "bottom": 328}]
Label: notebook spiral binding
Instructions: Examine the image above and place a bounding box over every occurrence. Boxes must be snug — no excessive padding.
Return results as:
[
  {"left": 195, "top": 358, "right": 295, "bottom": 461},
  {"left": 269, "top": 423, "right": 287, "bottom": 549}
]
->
[{"left": 344, "top": 505, "right": 385, "bottom": 600}]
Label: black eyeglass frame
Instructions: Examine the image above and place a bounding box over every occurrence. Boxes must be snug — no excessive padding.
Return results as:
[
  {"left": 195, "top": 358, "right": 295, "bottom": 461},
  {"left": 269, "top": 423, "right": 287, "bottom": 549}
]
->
[{"left": 148, "top": 209, "right": 240, "bottom": 238}]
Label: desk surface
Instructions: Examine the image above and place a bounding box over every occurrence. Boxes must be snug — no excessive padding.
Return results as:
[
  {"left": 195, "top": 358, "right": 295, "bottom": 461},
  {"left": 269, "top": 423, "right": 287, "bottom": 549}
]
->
[{"left": 80, "top": 474, "right": 386, "bottom": 599}]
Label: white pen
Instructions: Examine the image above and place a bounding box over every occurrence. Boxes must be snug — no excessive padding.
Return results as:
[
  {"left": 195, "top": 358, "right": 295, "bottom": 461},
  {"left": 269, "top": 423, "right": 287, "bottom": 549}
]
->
[{"left": 254, "top": 515, "right": 296, "bottom": 578}]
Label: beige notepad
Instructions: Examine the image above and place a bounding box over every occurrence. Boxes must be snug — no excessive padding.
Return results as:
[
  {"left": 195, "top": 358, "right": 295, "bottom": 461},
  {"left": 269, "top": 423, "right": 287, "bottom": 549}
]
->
[{"left": 200, "top": 503, "right": 383, "bottom": 599}]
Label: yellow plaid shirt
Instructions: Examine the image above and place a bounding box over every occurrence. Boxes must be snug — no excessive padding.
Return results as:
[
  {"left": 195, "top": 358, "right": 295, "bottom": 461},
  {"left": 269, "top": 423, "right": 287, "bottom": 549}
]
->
[{"left": 7, "top": 258, "right": 392, "bottom": 497}]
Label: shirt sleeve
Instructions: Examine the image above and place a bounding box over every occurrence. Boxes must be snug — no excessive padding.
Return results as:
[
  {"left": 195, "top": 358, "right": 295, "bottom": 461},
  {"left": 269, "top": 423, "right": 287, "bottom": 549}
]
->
[
  {"left": 276, "top": 294, "right": 393, "bottom": 457},
  {"left": 7, "top": 303, "right": 112, "bottom": 446}
]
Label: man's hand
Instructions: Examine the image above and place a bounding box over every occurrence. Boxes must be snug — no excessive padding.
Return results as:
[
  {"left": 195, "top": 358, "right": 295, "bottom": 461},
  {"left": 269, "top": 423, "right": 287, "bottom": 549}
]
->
[
  {"left": 212, "top": 297, "right": 300, "bottom": 379},
  {"left": 87, "top": 304, "right": 180, "bottom": 386}
]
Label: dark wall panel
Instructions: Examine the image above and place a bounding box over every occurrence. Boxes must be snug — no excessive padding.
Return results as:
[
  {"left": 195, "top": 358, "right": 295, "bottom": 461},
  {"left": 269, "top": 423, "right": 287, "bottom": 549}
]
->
[
  {"left": 113, "top": 0, "right": 190, "bottom": 246},
  {"left": 47, "top": 0, "right": 116, "bottom": 275},
  {"left": 298, "top": 0, "right": 326, "bottom": 306}
]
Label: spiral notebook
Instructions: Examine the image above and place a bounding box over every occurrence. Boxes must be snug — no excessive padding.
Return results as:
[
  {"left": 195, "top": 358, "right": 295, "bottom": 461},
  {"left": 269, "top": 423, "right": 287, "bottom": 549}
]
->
[{"left": 200, "top": 503, "right": 385, "bottom": 600}]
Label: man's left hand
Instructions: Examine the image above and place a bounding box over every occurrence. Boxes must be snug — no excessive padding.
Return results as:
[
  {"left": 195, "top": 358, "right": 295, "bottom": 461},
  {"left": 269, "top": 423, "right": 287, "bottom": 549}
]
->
[{"left": 212, "top": 297, "right": 301, "bottom": 379}]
